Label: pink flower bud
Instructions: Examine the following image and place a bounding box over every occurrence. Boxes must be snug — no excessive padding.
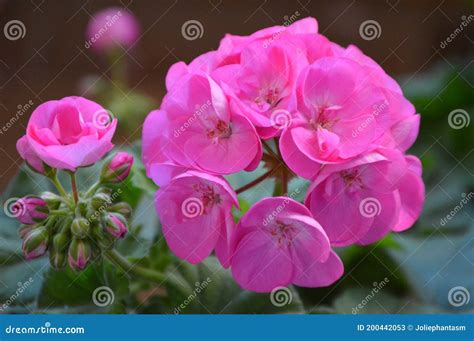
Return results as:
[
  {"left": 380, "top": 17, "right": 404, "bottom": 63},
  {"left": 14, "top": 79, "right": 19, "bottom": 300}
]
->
[
  {"left": 68, "top": 239, "right": 91, "bottom": 270},
  {"left": 13, "top": 196, "right": 48, "bottom": 225},
  {"left": 101, "top": 152, "right": 134, "bottom": 183},
  {"left": 105, "top": 213, "right": 128, "bottom": 238},
  {"left": 22, "top": 227, "right": 48, "bottom": 260},
  {"left": 85, "top": 7, "right": 140, "bottom": 53}
]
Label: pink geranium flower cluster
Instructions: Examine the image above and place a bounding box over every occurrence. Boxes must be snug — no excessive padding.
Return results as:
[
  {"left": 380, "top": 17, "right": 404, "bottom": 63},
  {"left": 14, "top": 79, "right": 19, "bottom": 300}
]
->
[{"left": 143, "top": 17, "right": 425, "bottom": 293}]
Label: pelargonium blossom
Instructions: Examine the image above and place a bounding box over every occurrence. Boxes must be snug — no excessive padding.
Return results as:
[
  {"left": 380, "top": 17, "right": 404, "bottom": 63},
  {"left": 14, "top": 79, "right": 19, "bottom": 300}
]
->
[
  {"left": 142, "top": 73, "right": 262, "bottom": 183},
  {"left": 280, "top": 57, "right": 391, "bottom": 179},
  {"left": 141, "top": 16, "right": 425, "bottom": 293},
  {"left": 16, "top": 96, "right": 117, "bottom": 172},
  {"left": 155, "top": 170, "right": 238, "bottom": 265},
  {"left": 226, "top": 197, "right": 343, "bottom": 293},
  {"left": 305, "top": 149, "right": 424, "bottom": 246}
]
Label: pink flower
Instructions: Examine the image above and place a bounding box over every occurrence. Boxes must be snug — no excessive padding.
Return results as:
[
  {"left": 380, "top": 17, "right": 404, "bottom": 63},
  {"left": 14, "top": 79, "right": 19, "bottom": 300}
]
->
[
  {"left": 16, "top": 96, "right": 117, "bottom": 171},
  {"left": 280, "top": 57, "right": 392, "bottom": 179},
  {"left": 227, "top": 197, "right": 343, "bottom": 293},
  {"left": 212, "top": 39, "right": 308, "bottom": 138},
  {"left": 331, "top": 43, "right": 420, "bottom": 153},
  {"left": 13, "top": 196, "right": 48, "bottom": 225},
  {"left": 305, "top": 149, "right": 424, "bottom": 246},
  {"left": 101, "top": 152, "right": 134, "bottom": 183},
  {"left": 165, "top": 17, "right": 321, "bottom": 91},
  {"left": 85, "top": 7, "right": 140, "bottom": 52},
  {"left": 143, "top": 73, "right": 262, "bottom": 180},
  {"left": 155, "top": 171, "right": 238, "bottom": 264}
]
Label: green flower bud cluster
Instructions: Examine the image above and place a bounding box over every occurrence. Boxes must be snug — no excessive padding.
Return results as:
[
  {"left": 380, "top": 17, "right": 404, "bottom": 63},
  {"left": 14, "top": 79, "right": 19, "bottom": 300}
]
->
[{"left": 18, "top": 153, "right": 134, "bottom": 272}]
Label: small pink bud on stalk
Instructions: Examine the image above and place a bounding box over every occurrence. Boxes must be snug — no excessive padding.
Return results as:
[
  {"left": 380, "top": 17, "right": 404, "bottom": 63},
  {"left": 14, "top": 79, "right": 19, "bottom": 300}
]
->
[
  {"left": 22, "top": 227, "right": 49, "bottom": 260},
  {"left": 13, "top": 196, "right": 49, "bottom": 225},
  {"left": 68, "top": 239, "right": 92, "bottom": 271},
  {"left": 105, "top": 213, "right": 128, "bottom": 238},
  {"left": 100, "top": 152, "right": 134, "bottom": 184}
]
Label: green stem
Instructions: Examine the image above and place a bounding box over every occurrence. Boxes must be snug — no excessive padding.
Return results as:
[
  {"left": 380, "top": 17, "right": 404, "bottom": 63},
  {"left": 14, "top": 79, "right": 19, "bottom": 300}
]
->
[
  {"left": 50, "top": 174, "right": 68, "bottom": 198},
  {"left": 85, "top": 182, "right": 100, "bottom": 197},
  {"left": 104, "top": 249, "right": 190, "bottom": 297},
  {"left": 235, "top": 167, "right": 276, "bottom": 194},
  {"left": 69, "top": 172, "right": 79, "bottom": 205}
]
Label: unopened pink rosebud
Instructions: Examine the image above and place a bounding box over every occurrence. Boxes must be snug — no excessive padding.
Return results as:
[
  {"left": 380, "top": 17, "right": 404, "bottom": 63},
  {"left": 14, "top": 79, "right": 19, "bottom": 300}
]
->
[{"left": 100, "top": 152, "right": 134, "bottom": 183}]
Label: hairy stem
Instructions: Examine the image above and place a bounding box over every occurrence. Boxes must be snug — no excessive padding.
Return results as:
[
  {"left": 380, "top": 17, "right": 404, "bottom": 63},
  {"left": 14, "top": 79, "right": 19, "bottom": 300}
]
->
[{"left": 104, "top": 249, "right": 191, "bottom": 297}]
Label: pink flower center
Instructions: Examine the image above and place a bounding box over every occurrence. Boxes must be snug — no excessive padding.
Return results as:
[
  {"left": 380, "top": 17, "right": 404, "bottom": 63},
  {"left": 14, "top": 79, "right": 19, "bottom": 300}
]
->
[
  {"left": 255, "top": 88, "right": 282, "bottom": 108},
  {"left": 341, "top": 170, "right": 364, "bottom": 192},
  {"left": 207, "top": 120, "right": 232, "bottom": 140},
  {"left": 269, "top": 220, "right": 297, "bottom": 247},
  {"left": 192, "top": 183, "right": 222, "bottom": 213}
]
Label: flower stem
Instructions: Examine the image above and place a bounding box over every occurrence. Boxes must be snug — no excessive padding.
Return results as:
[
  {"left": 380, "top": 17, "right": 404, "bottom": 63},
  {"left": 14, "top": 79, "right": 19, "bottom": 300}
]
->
[
  {"left": 235, "top": 167, "right": 276, "bottom": 194},
  {"left": 104, "top": 249, "right": 191, "bottom": 297},
  {"left": 69, "top": 172, "right": 79, "bottom": 205},
  {"left": 50, "top": 174, "right": 68, "bottom": 198}
]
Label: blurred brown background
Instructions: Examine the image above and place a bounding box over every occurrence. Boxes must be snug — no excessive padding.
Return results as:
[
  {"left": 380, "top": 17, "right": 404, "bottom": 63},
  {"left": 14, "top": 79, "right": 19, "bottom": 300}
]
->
[{"left": 0, "top": 0, "right": 473, "bottom": 189}]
